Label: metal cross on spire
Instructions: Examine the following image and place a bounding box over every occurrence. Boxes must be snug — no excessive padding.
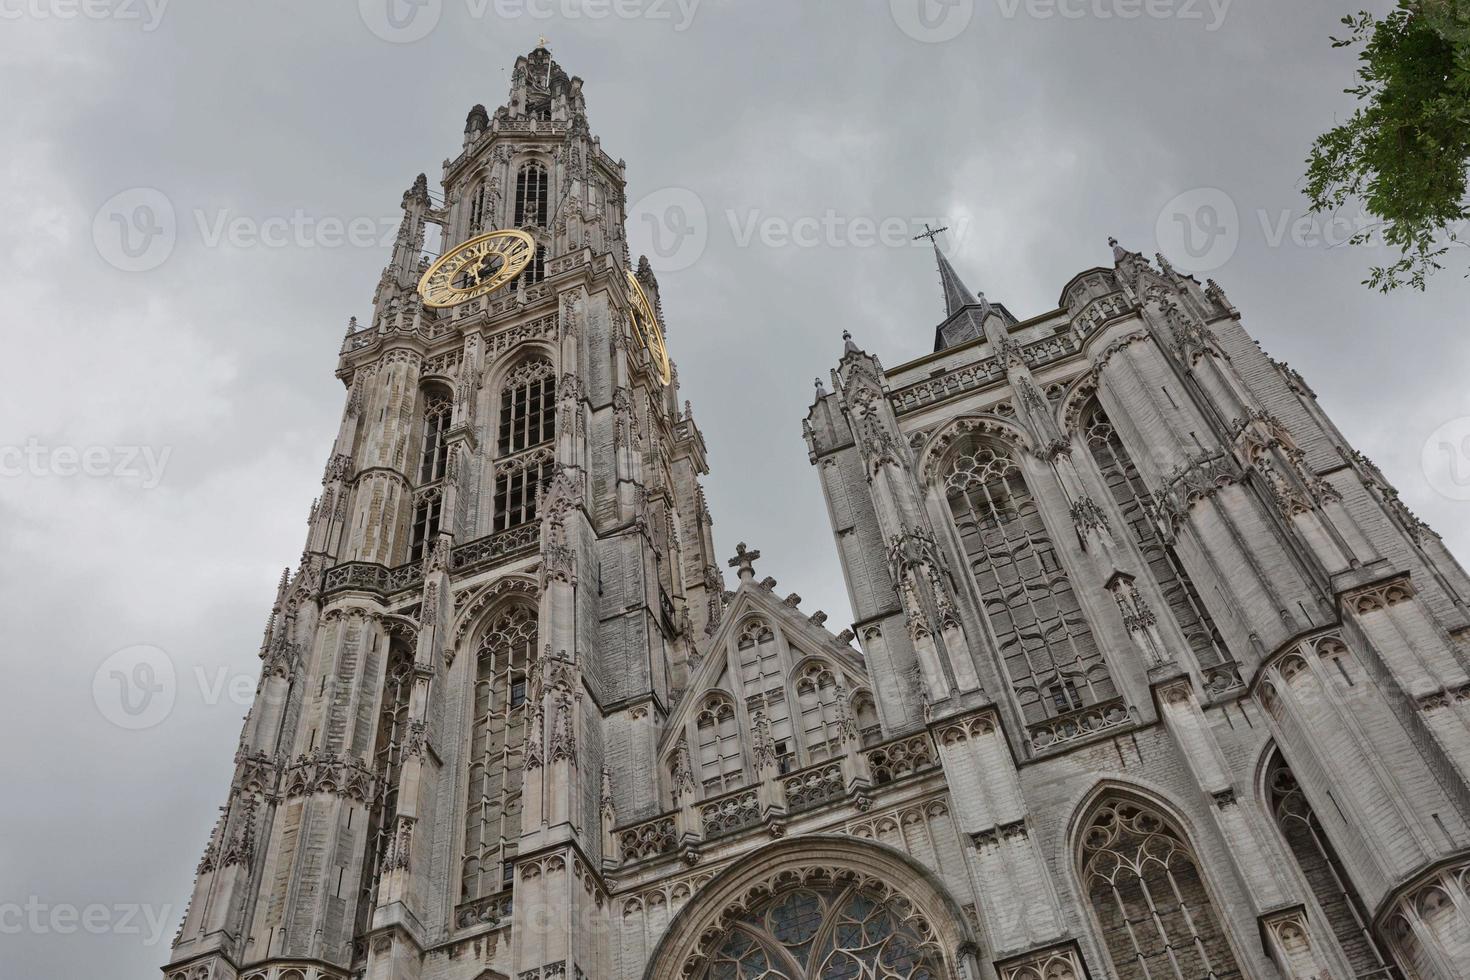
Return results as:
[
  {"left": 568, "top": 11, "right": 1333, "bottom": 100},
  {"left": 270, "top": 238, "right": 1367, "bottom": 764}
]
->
[{"left": 914, "top": 223, "right": 949, "bottom": 245}]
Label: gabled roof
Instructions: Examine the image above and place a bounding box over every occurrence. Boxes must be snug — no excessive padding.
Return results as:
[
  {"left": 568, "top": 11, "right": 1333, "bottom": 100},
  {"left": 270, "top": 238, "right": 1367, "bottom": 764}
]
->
[{"left": 657, "top": 579, "right": 869, "bottom": 758}]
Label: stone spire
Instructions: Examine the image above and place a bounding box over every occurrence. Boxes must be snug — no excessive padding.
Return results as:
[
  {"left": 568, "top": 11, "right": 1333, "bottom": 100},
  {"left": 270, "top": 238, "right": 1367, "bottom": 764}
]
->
[
  {"left": 934, "top": 240, "right": 986, "bottom": 317},
  {"left": 922, "top": 235, "right": 999, "bottom": 352}
]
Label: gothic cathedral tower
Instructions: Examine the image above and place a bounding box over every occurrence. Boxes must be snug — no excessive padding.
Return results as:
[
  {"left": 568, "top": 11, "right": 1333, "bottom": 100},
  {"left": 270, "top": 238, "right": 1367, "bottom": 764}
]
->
[
  {"left": 165, "top": 46, "right": 723, "bottom": 980},
  {"left": 166, "top": 45, "right": 1470, "bottom": 980}
]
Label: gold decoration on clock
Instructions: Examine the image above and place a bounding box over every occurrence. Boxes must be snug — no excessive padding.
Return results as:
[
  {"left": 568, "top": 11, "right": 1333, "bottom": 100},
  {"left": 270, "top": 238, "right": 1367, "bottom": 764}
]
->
[
  {"left": 418, "top": 229, "right": 536, "bottom": 309},
  {"left": 626, "top": 271, "right": 672, "bottom": 386}
]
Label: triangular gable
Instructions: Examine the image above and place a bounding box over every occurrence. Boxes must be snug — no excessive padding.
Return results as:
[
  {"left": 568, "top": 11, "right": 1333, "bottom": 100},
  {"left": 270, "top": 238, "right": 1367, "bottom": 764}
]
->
[{"left": 658, "top": 581, "right": 869, "bottom": 757}]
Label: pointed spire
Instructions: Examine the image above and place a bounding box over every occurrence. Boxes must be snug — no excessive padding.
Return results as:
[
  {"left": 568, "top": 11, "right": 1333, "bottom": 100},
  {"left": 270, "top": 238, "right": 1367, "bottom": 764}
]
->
[
  {"left": 933, "top": 243, "right": 985, "bottom": 317},
  {"left": 1109, "top": 236, "right": 1130, "bottom": 264}
]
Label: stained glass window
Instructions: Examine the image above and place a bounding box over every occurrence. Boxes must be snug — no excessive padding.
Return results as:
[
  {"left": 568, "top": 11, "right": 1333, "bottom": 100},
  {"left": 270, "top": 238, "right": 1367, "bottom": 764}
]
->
[{"left": 701, "top": 885, "right": 945, "bottom": 980}]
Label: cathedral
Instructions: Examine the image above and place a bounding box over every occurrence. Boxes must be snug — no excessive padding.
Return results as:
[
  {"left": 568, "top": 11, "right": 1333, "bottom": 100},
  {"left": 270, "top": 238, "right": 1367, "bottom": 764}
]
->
[{"left": 164, "top": 46, "right": 1470, "bottom": 980}]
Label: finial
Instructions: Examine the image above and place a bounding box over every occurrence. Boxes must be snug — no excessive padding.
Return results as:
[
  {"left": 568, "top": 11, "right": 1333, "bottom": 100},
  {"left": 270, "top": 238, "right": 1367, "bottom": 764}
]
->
[
  {"left": 727, "top": 542, "right": 761, "bottom": 583},
  {"left": 1110, "top": 237, "right": 1129, "bottom": 263},
  {"left": 814, "top": 376, "right": 827, "bottom": 398},
  {"left": 842, "top": 330, "right": 859, "bottom": 354},
  {"left": 537, "top": 34, "right": 550, "bottom": 49}
]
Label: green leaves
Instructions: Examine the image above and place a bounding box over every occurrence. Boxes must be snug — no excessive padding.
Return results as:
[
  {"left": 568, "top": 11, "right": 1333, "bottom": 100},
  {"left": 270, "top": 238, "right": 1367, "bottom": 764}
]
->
[{"left": 1305, "top": 2, "right": 1470, "bottom": 291}]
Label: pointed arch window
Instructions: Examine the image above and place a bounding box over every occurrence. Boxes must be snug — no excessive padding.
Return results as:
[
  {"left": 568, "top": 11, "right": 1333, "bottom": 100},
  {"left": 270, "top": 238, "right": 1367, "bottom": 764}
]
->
[
  {"left": 420, "top": 389, "right": 453, "bottom": 484},
  {"left": 945, "top": 441, "right": 1115, "bottom": 728},
  {"left": 408, "top": 487, "right": 442, "bottom": 564},
  {"left": 1266, "top": 752, "right": 1400, "bottom": 978},
  {"left": 699, "top": 882, "right": 946, "bottom": 980},
  {"left": 498, "top": 358, "right": 555, "bottom": 455},
  {"left": 514, "top": 162, "right": 548, "bottom": 227},
  {"left": 493, "top": 358, "right": 556, "bottom": 533},
  {"left": 796, "top": 664, "right": 843, "bottom": 762},
  {"left": 695, "top": 695, "right": 743, "bottom": 794},
  {"left": 1084, "top": 404, "right": 1237, "bottom": 688},
  {"left": 358, "top": 646, "right": 414, "bottom": 934},
  {"left": 852, "top": 692, "right": 881, "bottom": 746},
  {"left": 525, "top": 244, "right": 546, "bottom": 284},
  {"left": 467, "top": 182, "right": 488, "bottom": 234},
  {"left": 736, "top": 619, "right": 796, "bottom": 772},
  {"left": 1081, "top": 798, "right": 1243, "bottom": 980},
  {"left": 462, "top": 606, "right": 535, "bottom": 903}
]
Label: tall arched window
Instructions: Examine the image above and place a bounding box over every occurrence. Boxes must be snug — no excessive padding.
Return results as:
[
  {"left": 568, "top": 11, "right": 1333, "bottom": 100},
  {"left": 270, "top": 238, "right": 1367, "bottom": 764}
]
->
[
  {"left": 514, "top": 162, "right": 548, "bottom": 227},
  {"left": 796, "top": 663, "right": 843, "bottom": 763},
  {"left": 498, "top": 359, "right": 555, "bottom": 455},
  {"left": 695, "top": 694, "right": 743, "bottom": 794},
  {"left": 467, "top": 182, "right": 487, "bottom": 234},
  {"left": 493, "top": 358, "right": 555, "bottom": 534},
  {"left": 945, "top": 441, "right": 1114, "bottom": 727},
  {"left": 853, "top": 692, "right": 881, "bottom": 745},
  {"left": 737, "top": 619, "right": 795, "bottom": 773},
  {"left": 1084, "top": 404, "right": 1237, "bottom": 688},
  {"left": 462, "top": 606, "right": 534, "bottom": 903},
  {"left": 700, "top": 882, "right": 946, "bottom": 980},
  {"left": 1081, "top": 797, "right": 1243, "bottom": 980},
  {"left": 358, "top": 646, "right": 414, "bottom": 935},
  {"left": 1266, "top": 752, "right": 1400, "bottom": 977},
  {"left": 420, "top": 389, "right": 452, "bottom": 483},
  {"left": 524, "top": 244, "right": 546, "bottom": 284},
  {"left": 408, "top": 487, "right": 442, "bottom": 564}
]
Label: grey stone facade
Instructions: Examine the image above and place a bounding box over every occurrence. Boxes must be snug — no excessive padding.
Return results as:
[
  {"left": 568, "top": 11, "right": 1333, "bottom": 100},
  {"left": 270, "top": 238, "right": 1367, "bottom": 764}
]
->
[{"left": 165, "top": 46, "right": 1470, "bottom": 980}]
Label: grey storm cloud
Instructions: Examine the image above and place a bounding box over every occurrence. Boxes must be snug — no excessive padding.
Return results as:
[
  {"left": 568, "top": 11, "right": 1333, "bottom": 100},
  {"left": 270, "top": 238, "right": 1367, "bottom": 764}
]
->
[{"left": 1, "top": 2, "right": 1466, "bottom": 976}]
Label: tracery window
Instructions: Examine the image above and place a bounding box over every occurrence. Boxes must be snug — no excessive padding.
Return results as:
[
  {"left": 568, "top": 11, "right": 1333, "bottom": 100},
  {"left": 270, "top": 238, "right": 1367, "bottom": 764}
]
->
[
  {"left": 853, "top": 693, "right": 881, "bottom": 746},
  {"left": 700, "top": 883, "right": 946, "bottom": 980},
  {"left": 523, "top": 244, "right": 546, "bottom": 285},
  {"left": 1266, "top": 752, "right": 1400, "bottom": 978},
  {"left": 796, "top": 664, "right": 843, "bottom": 763},
  {"left": 408, "top": 487, "right": 442, "bottom": 564},
  {"left": 420, "top": 390, "right": 453, "bottom": 483},
  {"left": 358, "top": 647, "right": 414, "bottom": 935},
  {"left": 498, "top": 359, "right": 555, "bottom": 455},
  {"left": 494, "top": 358, "right": 556, "bottom": 533},
  {"left": 945, "top": 441, "right": 1114, "bottom": 726},
  {"left": 462, "top": 606, "right": 535, "bottom": 902},
  {"left": 514, "top": 162, "right": 548, "bottom": 227},
  {"left": 467, "top": 182, "right": 487, "bottom": 233},
  {"left": 1081, "top": 798, "right": 1243, "bottom": 980},
  {"left": 1083, "top": 405, "right": 1235, "bottom": 678},
  {"left": 737, "top": 620, "right": 795, "bottom": 772},
  {"left": 696, "top": 695, "right": 743, "bottom": 794}
]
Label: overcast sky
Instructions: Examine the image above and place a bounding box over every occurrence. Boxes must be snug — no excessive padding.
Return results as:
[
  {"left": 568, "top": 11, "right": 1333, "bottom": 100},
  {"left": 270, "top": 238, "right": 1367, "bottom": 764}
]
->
[{"left": 3, "top": 1, "right": 1468, "bottom": 977}]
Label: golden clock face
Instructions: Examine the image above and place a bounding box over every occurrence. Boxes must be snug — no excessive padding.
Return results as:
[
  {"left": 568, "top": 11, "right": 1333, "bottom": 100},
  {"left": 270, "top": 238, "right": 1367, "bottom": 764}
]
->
[
  {"left": 418, "top": 230, "right": 535, "bottom": 309},
  {"left": 626, "top": 271, "right": 672, "bottom": 386}
]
